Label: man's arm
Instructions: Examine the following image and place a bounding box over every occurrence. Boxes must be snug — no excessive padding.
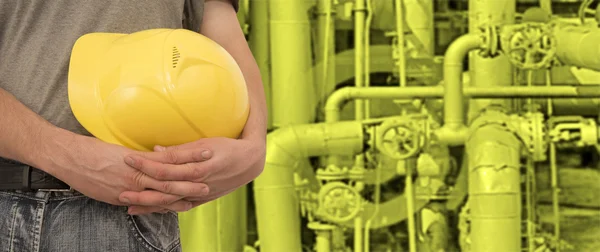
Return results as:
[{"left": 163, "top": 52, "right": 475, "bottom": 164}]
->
[
  {"left": 201, "top": 0, "right": 267, "bottom": 142},
  {"left": 0, "top": 88, "right": 73, "bottom": 171}
]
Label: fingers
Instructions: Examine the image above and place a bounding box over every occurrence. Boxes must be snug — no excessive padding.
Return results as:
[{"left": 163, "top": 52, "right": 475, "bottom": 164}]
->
[
  {"left": 128, "top": 206, "right": 166, "bottom": 215},
  {"left": 131, "top": 147, "right": 212, "bottom": 165},
  {"left": 120, "top": 191, "right": 193, "bottom": 213},
  {"left": 127, "top": 155, "right": 211, "bottom": 181},
  {"left": 130, "top": 171, "right": 210, "bottom": 197}
]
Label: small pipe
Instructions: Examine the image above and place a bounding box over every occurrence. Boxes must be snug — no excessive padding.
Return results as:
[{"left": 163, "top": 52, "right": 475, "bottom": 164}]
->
[
  {"left": 394, "top": 0, "right": 407, "bottom": 87},
  {"left": 354, "top": 0, "right": 366, "bottom": 120},
  {"left": 443, "top": 33, "right": 482, "bottom": 129},
  {"left": 364, "top": 0, "right": 373, "bottom": 119},
  {"left": 253, "top": 121, "right": 365, "bottom": 252},
  {"left": 405, "top": 159, "right": 417, "bottom": 252},
  {"left": 354, "top": 217, "right": 363, "bottom": 252},
  {"left": 324, "top": 85, "right": 600, "bottom": 122},
  {"left": 467, "top": 110, "right": 522, "bottom": 252}
]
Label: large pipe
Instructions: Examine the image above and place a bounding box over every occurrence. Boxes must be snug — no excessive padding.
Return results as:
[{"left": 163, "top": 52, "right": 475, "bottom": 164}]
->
[
  {"left": 179, "top": 187, "right": 247, "bottom": 252},
  {"left": 466, "top": 110, "right": 522, "bottom": 252},
  {"left": 468, "top": 0, "right": 515, "bottom": 119},
  {"left": 405, "top": 0, "right": 435, "bottom": 57},
  {"left": 249, "top": 0, "right": 272, "bottom": 129},
  {"left": 253, "top": 121, "right": 365, "bottom": 252},
  {"left": 315, "top": 0, "right": 336, "bottom": 101},
  {"left": 554, "top": 23, "right": 600, "bottom": 72},
  {"left": 269, "top": 0, "right": 314, "bottom": 127}
]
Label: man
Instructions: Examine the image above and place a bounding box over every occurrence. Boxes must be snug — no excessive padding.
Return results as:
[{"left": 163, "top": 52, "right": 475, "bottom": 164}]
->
[{"left": 0, "top": 0, "right": 267, "bottom": 251}]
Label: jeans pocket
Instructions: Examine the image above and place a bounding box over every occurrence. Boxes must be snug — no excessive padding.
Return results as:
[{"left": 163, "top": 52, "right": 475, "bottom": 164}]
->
[{"left": 127, "top": 213, "right": 182, "bottom": 252}]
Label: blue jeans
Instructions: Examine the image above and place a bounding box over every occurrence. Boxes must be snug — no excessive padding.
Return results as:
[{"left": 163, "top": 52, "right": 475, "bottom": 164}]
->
[{"left": 0, "top": 190, "right": 182, "bottom": 252}]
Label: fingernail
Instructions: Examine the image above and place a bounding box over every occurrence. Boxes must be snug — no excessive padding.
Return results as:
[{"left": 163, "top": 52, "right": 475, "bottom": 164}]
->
[
  {"left": 186, "top": 202, "right": 193, "bottom": 210},
  {"left": 125, "top": 157, "right": 135, "bottom": 166},
  {"left": 201, "top": 150, "right": 212, "bottom": 159},
  {"left": 155, "top": 145, "right": 166, "bottom": 152},
  {"left": 202, "top": 186, "right": 210, "bottom": 195},
  {"left": 121, "top": 197, "right": 131, "bottom": 204}
]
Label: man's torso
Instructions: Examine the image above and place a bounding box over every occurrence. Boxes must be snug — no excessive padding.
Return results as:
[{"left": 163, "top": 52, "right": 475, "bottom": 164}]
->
[{"left": 0, "top": 0, "right": 204, "bottom": 136}]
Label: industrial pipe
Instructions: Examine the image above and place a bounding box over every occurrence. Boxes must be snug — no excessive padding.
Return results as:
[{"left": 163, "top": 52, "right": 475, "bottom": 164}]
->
[
  {"left": 324, "top": 85, "right": 600, "bottom": 142},
  {"left": 249, "top": 0, "right": 272, "bottom": 129},
  {"left": 253, "top": 121, "right": 365, "bottom": 252},
  {"left": 315, "top": 0, "right": 336, "bottom": 102},
  {"left": 467, "top": 0, "right": 515, "bottom": 119},
  {"left": 554, "top": 22, "right": 600, "bottom": 72},
  {"left": 269, "top": 0, "right": 314, "bottom": 127},
  {"left": 440, "top": 34, "right": 483, "bottom": 137},
  {"left": 466, "top": 110, "right": 522, "bottom": 252}
]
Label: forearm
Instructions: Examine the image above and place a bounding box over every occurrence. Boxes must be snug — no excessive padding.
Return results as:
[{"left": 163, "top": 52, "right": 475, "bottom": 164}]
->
[
  {"left": 200, "top": 0, "right": 267, "bottom": 143},
  {"left": 0, "top": 88, "right": 75, "bottom": 171}
]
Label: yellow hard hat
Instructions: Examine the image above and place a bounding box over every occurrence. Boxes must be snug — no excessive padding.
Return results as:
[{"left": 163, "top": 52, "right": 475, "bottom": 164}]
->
[{"left": 67, "top": 29, "right": 250, "bottom": 151}]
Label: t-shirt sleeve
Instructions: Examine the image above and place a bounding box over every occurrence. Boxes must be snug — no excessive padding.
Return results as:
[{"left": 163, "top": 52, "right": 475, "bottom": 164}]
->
[
  {"left": 229, "top": 0, "right": 239, "bottom": 12},
  {"left": 183, "top": 0, "right": 239, "bottom": 31}
]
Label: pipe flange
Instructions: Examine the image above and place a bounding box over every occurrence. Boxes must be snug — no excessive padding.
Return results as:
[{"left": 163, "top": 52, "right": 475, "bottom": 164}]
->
[
  {"left": 500, "top": 23, "right": 556, "bottom": 69},
  {"left": 317, "top": 182, "right": 361, "bottom": 223},
  {"left": 519, "top": 113, "right": 548, "bottom": 162},
  {"left": 376, "top": 118, "right": 425, "bottom": 160}
]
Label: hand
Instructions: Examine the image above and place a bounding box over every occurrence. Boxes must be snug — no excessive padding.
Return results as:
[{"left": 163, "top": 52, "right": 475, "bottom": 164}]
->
[
  {"left": 47, "top": 135, "right": 210, "bottom": 212},
  {"left": 119, "top": 136, "right": 266, "bottom": 214}
]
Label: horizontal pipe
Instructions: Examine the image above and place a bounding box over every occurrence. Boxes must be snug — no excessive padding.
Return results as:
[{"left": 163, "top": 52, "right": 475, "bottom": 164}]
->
[
  {"left": 253, "top": 121, "right": 365, "bottom": 252},
  {"left": 325, "top": 85, "right": 600, "bottom": 121},
  {"left": 467, "top": 110, "right": 522, "bottom": 252},
  {"left": 324, "top": 85, "right": 600, "bottom": 145},
  {"left": 554, "top": 22, "right": 600, "bottom": 71}
]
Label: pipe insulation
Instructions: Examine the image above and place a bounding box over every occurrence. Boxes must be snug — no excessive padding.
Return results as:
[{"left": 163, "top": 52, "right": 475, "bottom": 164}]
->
[
  {"left": 253, "top": 121, "right": 365, "bottom": 252},
  {"left": 466, "top": 110, "right": 523, "bottom": 252}
]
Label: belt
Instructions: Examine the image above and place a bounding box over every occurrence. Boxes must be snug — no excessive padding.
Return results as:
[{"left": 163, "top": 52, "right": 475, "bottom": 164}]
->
[{"left": 0, "top": 160, "right": 71, "bottom": 191}]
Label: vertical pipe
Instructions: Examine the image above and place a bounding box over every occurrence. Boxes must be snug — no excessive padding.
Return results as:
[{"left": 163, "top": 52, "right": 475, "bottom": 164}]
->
[
  {"left": 394, "top": 0, "right": 407, "bottom": 87},
  {"left": 467, "top": 0, "right": 515, "bottom": 121},
  {"left": 270, "top": 0, "right": 314, "bottom": 127},
  {"left": 467, "top": 111, "right": 522, "bottom": 252},
  {"left": 254, "top": 121, "right": 365, "bottom": 252},
  {"left": 354, "top": 0, "right": 366, "bottom": 120},
  {"left": 179, "top": 188, "right": 247, "bottom": 252},
  {"left": 249, "top": 0, "right": 272, "bottom": 130},
  {"left": 404, "top": 0, "right": 435, "bottom": 57},
  {"left": 354, "top": 217, "right": 363, "bottom": 252},
  {"left": 405, "top": 160, "right": 417, "bottom": 252},
  {"left": 316, "top": 0, "right": 336, "bottom": 103}
]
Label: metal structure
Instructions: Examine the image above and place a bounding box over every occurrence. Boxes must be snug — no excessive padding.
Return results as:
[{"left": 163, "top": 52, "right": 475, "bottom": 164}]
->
[{"left": 189, "top": 0, "right": 600, "bottom": 251}]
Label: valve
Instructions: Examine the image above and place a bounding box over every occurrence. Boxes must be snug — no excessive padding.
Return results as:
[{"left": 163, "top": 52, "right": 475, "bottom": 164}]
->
[
  {"left": 500, "top": 23, "right": 556, "bottom": 69},
  {"left": 548, "top": 116, "right": 599, "bottom": 148},
  {"left": 376, "top": 117, "right": 426, "bottom": 160},
  {"left": 316, "top": 182, "right": 362, "bottom": 223}
]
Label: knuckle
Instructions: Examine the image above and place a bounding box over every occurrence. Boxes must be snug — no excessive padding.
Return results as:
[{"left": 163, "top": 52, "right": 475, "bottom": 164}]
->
[
  {"left": 155, "top": 166, "right": 168, "bottom": 180},
  {"left": 186, "top": 164, "right": 202, "bottom": 179},
  {"left": 166, "top": 151, "right": 178, "bottom": 164},
  {"left": 159, "top": 195, "right": 171, "bottom": 206},
  {"left": 130, "top": 172, "right": 146, "bottom": 188},
  {"left": 161, "top": 182, "right": 172, "bottom": 193}
]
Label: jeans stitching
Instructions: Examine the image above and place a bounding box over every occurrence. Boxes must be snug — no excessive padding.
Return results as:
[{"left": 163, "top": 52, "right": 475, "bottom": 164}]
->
[{"left": 127, "top": 215, "right": 179, "bottom": 252}]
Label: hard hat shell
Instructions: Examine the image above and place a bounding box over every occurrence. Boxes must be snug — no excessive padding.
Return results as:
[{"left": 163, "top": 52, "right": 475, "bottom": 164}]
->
[{"left": 68, "top": 29, "right": 249, "bottom": 151}]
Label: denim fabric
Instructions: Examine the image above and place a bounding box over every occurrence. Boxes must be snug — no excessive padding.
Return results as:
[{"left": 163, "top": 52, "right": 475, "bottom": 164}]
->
[{"left": 0, "top": 190, "right": 181, "bottom": 252}]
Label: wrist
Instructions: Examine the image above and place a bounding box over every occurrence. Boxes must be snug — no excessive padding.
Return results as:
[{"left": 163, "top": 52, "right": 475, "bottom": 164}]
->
[{"left": 32, "top": 126, "right": 81, "bottom": 175}]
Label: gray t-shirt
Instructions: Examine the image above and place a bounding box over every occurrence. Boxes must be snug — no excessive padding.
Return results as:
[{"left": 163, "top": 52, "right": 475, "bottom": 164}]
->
[{"left": 0, "top": 0, "right": 237, "bottom": 137}]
